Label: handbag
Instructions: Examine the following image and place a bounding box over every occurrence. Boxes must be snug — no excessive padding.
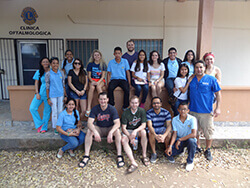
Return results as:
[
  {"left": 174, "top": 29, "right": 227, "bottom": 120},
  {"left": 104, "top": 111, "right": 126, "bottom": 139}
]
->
[{"left": 168, "top": 78, "right": 187, "bottom": 106}]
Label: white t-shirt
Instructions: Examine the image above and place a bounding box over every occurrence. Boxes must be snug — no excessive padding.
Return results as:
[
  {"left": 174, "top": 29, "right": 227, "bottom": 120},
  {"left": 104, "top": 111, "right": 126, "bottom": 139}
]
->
[
  {"left": 130, "top": 62, "right": 150, "bottom": 80},
  {"left": 173, "top": 77, "right": 188, "bottom": 100},
  {"left": 148, "top": 63, "right": 165, "bottom": 81}
]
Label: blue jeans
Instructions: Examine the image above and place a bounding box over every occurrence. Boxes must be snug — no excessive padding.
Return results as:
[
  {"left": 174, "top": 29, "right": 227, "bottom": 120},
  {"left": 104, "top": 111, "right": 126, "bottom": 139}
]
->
[
  {"left": 60, "top": 131, "right": 86, "bottom": 152},
  {"left": 132, "top": 80, "right": 149, "bottom": 104},
  {"left": 172, "top": 99, "right": 188, "bottom": 116},
  {"left": 165, "top": 78, "right": 175, "bottom": 97},
  {"left": 29, "top": 95, "right": 51, "bottom": 131},
  {"left": 170, "top": 138, "right": 197, "bottom": 164}
]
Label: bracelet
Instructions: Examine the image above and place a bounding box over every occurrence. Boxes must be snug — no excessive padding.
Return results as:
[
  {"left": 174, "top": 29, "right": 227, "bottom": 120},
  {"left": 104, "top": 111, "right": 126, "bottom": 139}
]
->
[
  {"left": 47, "top": 97, "right": 50, "bottom": 100},
  {"left": 67, "top": 132, "right": 69, "bottom": 136}
]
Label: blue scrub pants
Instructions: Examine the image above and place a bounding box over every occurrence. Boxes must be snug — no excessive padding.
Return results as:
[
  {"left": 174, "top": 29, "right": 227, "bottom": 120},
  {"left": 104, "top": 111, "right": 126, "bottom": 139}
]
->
[
  {"left": 60, "top": 131, "right": 86, "bottom": 152},
  {"left": 170, "top": 138, "right": 197, "bottom": 164},
  {"left": 29, "top": 95, "right": 51, "bottom": 131}
]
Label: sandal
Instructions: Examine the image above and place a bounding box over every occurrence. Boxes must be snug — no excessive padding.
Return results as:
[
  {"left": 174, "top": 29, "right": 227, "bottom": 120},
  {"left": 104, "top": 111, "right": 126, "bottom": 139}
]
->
[
  {"left": 78, "top": 156, "right": 90, "bottom": 168},
  {"left": 142, "top": 157, "right": 150, "bottom": 166},
  {"left": 127, "top": 164, "right": 138, "bottom": 174},
  {"left": 117, "top": 155, "right": 125, "bottom": 168},
  {"left": 85, "top": 110, "right": 91, "bottom": 117}
]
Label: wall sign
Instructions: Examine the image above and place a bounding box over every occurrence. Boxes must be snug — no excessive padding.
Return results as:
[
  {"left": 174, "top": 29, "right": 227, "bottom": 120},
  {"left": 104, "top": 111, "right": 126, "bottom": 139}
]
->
[{"left": 21, "top": 7, "right": 38, "bottom": 25}]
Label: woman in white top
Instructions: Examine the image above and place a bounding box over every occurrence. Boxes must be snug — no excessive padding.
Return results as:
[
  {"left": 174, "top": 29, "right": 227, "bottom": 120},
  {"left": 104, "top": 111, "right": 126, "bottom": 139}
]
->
[
  {"left": 172, "top": 64, "right": 194, "bottom": 116},
  {"left": 148, "top": 50, "right": 165, "bottom": 97},
  {"left": 203, "top": 52, "right": 221, "bottom": 84},
  {"left": 130, "top": 50, "right": 150, "bottom": 108}
]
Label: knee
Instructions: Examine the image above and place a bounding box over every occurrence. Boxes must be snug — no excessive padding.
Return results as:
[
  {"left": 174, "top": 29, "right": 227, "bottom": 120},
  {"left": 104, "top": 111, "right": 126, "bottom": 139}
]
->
[
  {"left": 187, "top": 138, "right": 196, "bottom": 145},
  {"left": 71, "top": 139, "right": 79, "bottom": 148},
  {"left": 121, "top": 136, "right": 128, "bottom": 145},
  {"left": 79, "top": 132, "right": 86, "bottom": 144},
  {"left": 140, "top": 130, "right": 147, "bottom": 138},
  {"left": 114, "top": 130, "right": 121, "bottom": 140}
]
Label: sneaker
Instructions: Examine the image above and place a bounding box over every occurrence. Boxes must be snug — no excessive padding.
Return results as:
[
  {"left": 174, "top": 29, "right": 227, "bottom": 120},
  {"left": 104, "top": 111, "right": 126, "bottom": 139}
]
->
[
  {"left": 40, "top": 130, "right": 46, "bottom": 133},
  {"left": 186, "top": 163, "right": 194, "bottom": 171},
  {"left": 195, "top": 147, "right": 202, "bottom": 154},
  {"left": 165, "top": 154, "right": 175, "bottom": 163},
  {"left": 57, "top": 148, "right": 63, "bottom": 158},
  {"left": 54, "top": 129, "right": 59, "bottom": 135},
  {"left": 150, "top": 153, "right": 157, "bottom": 163},
  {"left": 204, "top": 148, "right": 213, "bottom": 161},
  {"left": 37, "top": 125, "right": 42, "bottom": 133},
  {"left": 179, "top": 147, "right": 187, "bottom": 157},
  {"left": 68, "top": 150, "right": 75, "bottom": 157}
]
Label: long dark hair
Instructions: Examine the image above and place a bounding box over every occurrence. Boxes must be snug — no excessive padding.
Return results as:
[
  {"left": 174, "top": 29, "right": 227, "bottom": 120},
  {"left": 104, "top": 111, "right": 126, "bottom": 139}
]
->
[
  {"left": 149, "top": 50, "right": 162, "bottom": 66},
  {"left": 62, "top": 49, "right": 73, "bottom": 70},
  {"left": 135, "top": 50, "right": 148, "bottom": 72},
  {"left": 73, "top": 58, "right": 86, "bottom": 84},
  {"left": 38, "top": 57, "right": 49, "bottom": 92},
  {"left": 183, "top": 50, "right": 195, "bottom": 64},
  {"left": 177, "top": 63, "right": 189, "bottom": 78},
  {"left": 65, "top": 98, "right": 78, "bottom": 125}
]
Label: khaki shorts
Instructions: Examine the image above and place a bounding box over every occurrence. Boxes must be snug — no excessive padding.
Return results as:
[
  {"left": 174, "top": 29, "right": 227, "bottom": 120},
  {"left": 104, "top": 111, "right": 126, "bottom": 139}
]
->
[
  {"left": 122, "top": 129, "right": 139, "bottom": 137},
  {"left": 94, "top": 126, "right": 113, "bottom": 137},
  {"left": 189, "top": 111, "right": 214, "bottom": 140}
]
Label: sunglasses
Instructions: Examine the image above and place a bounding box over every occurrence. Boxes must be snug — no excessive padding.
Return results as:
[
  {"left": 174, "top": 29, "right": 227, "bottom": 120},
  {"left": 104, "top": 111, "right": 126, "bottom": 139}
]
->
[{"left": 74, "top": 62, "right": 81, "bottom": 65}]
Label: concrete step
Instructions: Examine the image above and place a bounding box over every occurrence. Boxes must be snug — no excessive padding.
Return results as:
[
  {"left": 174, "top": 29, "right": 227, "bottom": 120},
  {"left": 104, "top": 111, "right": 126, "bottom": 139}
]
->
[{"left": 0, "top": 121, "right": 250, "bottom": 151}]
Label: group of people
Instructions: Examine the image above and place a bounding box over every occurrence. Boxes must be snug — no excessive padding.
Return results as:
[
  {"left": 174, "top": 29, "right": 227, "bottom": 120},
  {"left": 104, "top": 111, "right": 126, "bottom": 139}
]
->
[{"left": 29, "top": 39, "right": 222, "bottom": 173}]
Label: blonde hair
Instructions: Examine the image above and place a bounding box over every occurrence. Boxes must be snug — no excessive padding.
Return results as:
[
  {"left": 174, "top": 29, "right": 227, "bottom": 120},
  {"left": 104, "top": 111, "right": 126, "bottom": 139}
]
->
[{"left": 88, "top": 49, "right": 106, "bottom": 70}]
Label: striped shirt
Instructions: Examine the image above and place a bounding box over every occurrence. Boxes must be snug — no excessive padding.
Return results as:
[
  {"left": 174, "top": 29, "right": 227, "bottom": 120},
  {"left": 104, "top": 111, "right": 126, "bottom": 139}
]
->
[{"left": 146, "top": 108, "right": 171, "bottom": 128}]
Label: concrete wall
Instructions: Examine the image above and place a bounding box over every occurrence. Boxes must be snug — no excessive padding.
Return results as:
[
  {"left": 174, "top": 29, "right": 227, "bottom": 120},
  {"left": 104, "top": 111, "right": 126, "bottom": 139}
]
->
[{"left": 0, "top": 0, "right": 250, "bottom": 86}]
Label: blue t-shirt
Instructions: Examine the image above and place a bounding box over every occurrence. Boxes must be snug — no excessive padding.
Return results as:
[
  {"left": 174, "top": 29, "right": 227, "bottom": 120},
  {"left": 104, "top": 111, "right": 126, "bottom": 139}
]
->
[
  {"left": 87, "top": 62, "right": 107, "bottom": 79},
  {"left": 47, "top": 70, "right": 64, "bottom": 98},
  {"left": 89, "top": 104, "right": 119, "bottom": 127},
  {"left": 122, "top": 52, "right": 138, "bottom": 67},
  {"left": 182, "top": 61, "right": 194, "bottom": 76},
  {"left": 189, "top": 74, "right": 221, "bottom": 113},
  {"left": 146, "top": 108, "right": 171, "bottom": 128},
  {"left": 107, "top": 58, "right": 130, "bottom": 80},
  {"left": 33, "top": 70, "right": 46, "bottom": 97},
  {"left": 172, "top": 114, "right": 197, "bottom": 140},
  {"left": 61, "top": 58, "right": 74, "bottom": 77},
  {"left": 167, "top": 58, "right": 179, "bottom": 78},
  {"left": 56, "top": 109, "right": 80, "bottom": 131}
]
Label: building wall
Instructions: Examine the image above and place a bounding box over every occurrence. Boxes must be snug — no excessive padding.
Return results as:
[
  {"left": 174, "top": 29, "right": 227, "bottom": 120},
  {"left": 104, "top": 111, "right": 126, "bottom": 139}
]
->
[{"left": 0, "top": 0, "right": 249, "bottom": 86}]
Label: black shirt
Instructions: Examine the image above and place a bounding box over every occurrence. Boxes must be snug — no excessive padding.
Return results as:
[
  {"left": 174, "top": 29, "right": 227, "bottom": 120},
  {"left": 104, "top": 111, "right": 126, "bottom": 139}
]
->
[{"left": 68, "top": 69, "right": 86, "bottom": 91}]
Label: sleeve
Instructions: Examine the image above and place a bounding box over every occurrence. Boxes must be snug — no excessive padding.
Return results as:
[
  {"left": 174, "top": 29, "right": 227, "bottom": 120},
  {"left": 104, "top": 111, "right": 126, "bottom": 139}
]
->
[
  {"left": 174, "top": 78, "right": 183, "bottom": 89},
  {"left": 160, "top": 63, "right": 166, "bottom": 71},
  {"left": 146, "top": 110, "right": 152, "bottom": 121},
  {"left": 147, "top": 63, "right": 151, "bottom": 72},
  {"left": 172, "top": 118, "right": 177, "bottom": 131},
  {"left": 212, "top": 78, "right": 221, "bottom": 93},
  {"left": 141, "top": 109, "right": 147, "bottom": 123},
  {"left": 130, "top": 62, "right": 136, "bottom": 72},
  {"left": 107, "top": 61, "right": 111, "bottom": 72},
  {"left": 60, "top": 70, "right": 65, "bottom": 87},
  {"left": 121, "top": 111, "right": 128, "bottom": 125},
  {"left": 124, "top": 59, "right": 130, "bottom": 71},
  {"left": 110, "top": 106, "right": 119, "bottom": 120},
  {"left": 76, "top": 110, "right": 80, "bottom": 121},
  {"left": 89, "top": 106, "right": 97, "bottom": 119},
  {"left": 61, "top": 60, "right": 64, "bottom": 69},
  {"left": 68, "top": 69, "right": 73, "bottom": 77},
  {"left": 86, "top": 63, "right": 92, "bottom": 72},
  {"left": 33, "top": 70, "right": 40, "bottom": 80},
  {"left": 45, "top": 72, "right": 50, "bottom": 90},
  {"left": 191, "top": 116, "right": 198, "bottom": 130},
  {"left": 56, "top": 111, "right": 64, "bottom": 127},
  {"left": 102, "top": 63, "right": 107, "bottom": 71},
  {"left": 165, "top": 110, "right": 172, "bottom": 121}
]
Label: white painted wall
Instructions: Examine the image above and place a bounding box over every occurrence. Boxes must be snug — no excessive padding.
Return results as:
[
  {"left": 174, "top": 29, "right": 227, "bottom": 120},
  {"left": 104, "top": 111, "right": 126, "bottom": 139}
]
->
[{"left": 0, "top": 0, "right": 249, "bottom": 86}]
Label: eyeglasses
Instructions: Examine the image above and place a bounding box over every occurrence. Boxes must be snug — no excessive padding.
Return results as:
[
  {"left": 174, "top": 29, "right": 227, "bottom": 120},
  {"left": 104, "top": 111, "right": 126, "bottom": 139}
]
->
[
  {"left": 178, "top": 108, "right": 188, "bottom": 111},
  {"left": 152, "top": 102, "right": 161, "bottom": 105},
  {"left": 74, "top": 62, "right": 81, "bottom": 65}
]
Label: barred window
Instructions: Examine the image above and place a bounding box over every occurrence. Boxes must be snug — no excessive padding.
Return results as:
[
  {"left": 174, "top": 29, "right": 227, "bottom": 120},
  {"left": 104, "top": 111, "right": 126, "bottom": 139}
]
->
[
  {"left": 66, "top": 39, "right": 98, "bottom": 66},
  {"left": 132, "top": 39, "right": 163, "bottom": 60}
]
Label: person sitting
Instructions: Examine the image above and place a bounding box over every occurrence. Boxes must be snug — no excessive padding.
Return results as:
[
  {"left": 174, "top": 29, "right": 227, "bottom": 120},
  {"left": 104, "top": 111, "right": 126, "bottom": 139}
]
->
[
  {"left": 107, "top": 47, "right": 130, "bottom": 110},
  {"left": 121, "top": 96, "right": 149, "bottom": 173},
  {"left": 56, "top": 98, "right": 85, "bottom": 158},
  {"left": 165, "top": 102, "right": 197, "bottom": 172},
  {"left": 147, "top": 97, "right": 172, "bottom": 163},
  {"left": 78, "top": 92, "right": 124, "bottom": 168}
]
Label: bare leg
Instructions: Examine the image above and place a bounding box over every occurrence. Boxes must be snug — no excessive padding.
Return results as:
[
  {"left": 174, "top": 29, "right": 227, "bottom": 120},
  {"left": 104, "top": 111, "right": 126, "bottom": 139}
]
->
[
  {"left": 206, "top": 139, "right": 213, "bottom": 150},
  {"left": 156, "top": 81, "right": 164, "bottom": 97},
  {"left": 113, "top": 129, "right": 122, "bottom": 155},
  {"left": 148, "top": 132, "right": 156, "bottom": 154},
  {"left": 196, "top": 134, "right": 200, "bottom": 148},
  {"left": 139, "top": 130, "right": 148, "bottom": 158},
  {"left": 121, "top": 136, "right": 137, "bottom": 166},
  {"left": 75, "top": 99, "right": 80, "bottom": 112},
  {"left": 79, "top": 99, "right": 87, "bottom": 119},
  {"left": 151, "top": 85, "right": 157, "bottom": 97},
  {"left": 79, "top": 129, "right": 94, "bottom": 166},
  {"left": 164, "top": 133, "right": 171, "bottom": 151},
  {"left": 96, "top": 81, "right": 104, "bottom": 94},
  {"left": 87, "top": 84, "right": 95, "bottom": 112}
]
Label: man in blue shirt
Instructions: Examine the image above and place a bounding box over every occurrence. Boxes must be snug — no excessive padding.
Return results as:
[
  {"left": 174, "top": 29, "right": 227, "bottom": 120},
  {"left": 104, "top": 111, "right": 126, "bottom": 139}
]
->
[
  {"left": 189, "top": 60, "right": 221, "bottom": 161},
  {"left": 122, "top": 40, "right": 138, "bottom": 68},
  {"left": 107, "top": 47, "right": 131, "bottom": 110},
  {"left": 166, "top": 102, "right": 197, "bottom": 171},
  {"left": 163, "top": 47, "right": 182, "bottom": 103},
  {"left": 78, "top": 92, "right": 124, "bottom": 168},
  {"left": 147, "top": 97, "right": 172, "bottom": 163}
]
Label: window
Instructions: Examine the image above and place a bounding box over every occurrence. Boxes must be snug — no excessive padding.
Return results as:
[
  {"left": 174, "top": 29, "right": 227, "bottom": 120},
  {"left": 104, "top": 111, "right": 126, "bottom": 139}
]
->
[
  {"left": 133, "top": 39, "right": 163, "bottom": 60},
  {"left": 66, "top": 39, "right": 98, "bottom": 66}
]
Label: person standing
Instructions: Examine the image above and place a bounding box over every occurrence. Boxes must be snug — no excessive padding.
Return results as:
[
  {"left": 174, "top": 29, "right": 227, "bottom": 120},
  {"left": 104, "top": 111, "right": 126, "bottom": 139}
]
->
[
  {"left": 122, "top": 40, "right": 138, "bottom": 68},
  {"left": 182, "top": 50, "right": 196, "bottom": 76},
  {"left": 107, "top": 47, "right": 131, "bottom": 110},
  {"left": 121, "top": 96, "right": 149, "bottom": 173},
  {"left": 29, "top": 57, "right": 51, "bottom": 133},
  {"left": 189, "top": 60, "right": 221, "bottom": 161},
  {"left": 62, "top": 50, "right": 74, "bottom": 97}
]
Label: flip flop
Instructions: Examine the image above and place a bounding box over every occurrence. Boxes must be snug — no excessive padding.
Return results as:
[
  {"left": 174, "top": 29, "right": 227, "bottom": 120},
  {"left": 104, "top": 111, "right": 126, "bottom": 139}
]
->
[
  {"left": 127, "top": 164, "right": 138, "bottom": 174},
  {"left": 78, "top": 156, "right": 90, "bottom": 168}
]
